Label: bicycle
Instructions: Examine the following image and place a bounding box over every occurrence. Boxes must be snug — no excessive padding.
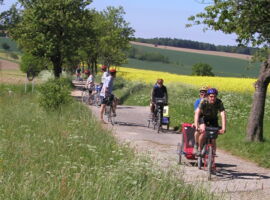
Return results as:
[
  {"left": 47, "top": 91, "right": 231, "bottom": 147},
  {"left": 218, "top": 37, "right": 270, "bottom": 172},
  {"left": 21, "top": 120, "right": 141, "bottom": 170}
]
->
[
  {"left": 104, "top": 94, "right": 116, "bottom": 125},
  {"left": 81, "top": 86, "right": 95, "bottom": 105},
  {"left": 197, "top": 126, "right": 220, "bottom": 180},
  {"left": 150, "top": 97, "right": 166, "bottom": 133},
  {"left": 93, "top": 85, "right": 102, "bottom": 107}
]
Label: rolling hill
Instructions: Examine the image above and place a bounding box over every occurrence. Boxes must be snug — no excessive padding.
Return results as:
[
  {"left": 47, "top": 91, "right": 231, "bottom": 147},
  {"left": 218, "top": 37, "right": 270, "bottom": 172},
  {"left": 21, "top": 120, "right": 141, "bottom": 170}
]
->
[{"left": 123, "top": 42, "right": 261, "bottom": 78}]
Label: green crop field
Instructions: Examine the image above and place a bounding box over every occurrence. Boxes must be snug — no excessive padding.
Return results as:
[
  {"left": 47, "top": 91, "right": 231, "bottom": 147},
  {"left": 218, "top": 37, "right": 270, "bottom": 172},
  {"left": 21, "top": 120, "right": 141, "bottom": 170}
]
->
[
  {"left": 122, "top": 44, "right": 261, "bottom": 78},
  {"left": 0, "top": 37, "right": 20, "bottom": 52}
]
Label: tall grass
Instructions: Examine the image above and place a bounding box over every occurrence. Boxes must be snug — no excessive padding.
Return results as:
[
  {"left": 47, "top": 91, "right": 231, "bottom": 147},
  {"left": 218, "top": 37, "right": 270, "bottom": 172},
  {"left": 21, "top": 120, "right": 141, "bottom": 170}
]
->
[
  {"left": 0, "top": 87, "right": 214, "bottom": 199},
  {"left": 113, "top": 79, "right": 270, "bottom": 168}
]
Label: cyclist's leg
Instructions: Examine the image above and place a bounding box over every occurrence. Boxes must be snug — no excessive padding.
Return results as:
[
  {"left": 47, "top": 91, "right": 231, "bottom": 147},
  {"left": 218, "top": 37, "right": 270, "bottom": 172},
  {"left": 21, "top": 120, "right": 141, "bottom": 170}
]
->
[
  {"left": 194, "top": 130, "right": 200, "bottom": 153},
  {"left": 100, "top": 96, "right": 107, "bottom": 123},
  {"left": 198, "top": 123, "right": 206, "bottom": 152},
  {"left": 209, "top": 119, "right": 219, "bottom": 154}
]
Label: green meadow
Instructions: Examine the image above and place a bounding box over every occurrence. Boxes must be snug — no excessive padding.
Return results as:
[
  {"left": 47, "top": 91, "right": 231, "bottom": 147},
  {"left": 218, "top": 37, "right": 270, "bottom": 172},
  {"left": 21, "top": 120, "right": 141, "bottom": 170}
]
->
[
  {"left": 122, "top": 44, "right": 261, "bottom": 78},
  {"left": 0, "top": 84, "right": 215, "bottom": 200}
]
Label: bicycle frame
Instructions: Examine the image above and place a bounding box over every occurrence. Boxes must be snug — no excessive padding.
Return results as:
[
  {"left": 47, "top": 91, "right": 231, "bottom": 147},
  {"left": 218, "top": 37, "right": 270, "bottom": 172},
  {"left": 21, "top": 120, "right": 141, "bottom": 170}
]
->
[
  {"left": 201, "top": 127, "right": 219, "bottom": 180},
  {"left": 152, "top": 103, "right": 164, "bottom": 133}
]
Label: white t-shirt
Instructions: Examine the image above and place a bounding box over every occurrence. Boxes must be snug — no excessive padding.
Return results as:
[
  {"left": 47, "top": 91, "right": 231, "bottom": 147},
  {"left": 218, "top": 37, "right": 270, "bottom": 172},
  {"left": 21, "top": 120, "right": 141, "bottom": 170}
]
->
[
  {"left": 86, "top": 74, "right": 94, "bottom": 89},
  {"left": 101, "top": 71, "right": 109, "bottom": 84},
  {"left": 100, "top": 75, "right": 114, "bottom": 97}
]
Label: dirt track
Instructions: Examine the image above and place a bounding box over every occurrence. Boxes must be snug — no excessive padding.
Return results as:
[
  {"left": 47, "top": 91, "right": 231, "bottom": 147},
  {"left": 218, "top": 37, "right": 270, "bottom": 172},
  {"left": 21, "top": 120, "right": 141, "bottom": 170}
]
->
[
  {"left": 130, "top": 41, "right": 252, "bottom": 60},
  {"left": 72, "top": 81, "right": 270, "bottom": 200}
]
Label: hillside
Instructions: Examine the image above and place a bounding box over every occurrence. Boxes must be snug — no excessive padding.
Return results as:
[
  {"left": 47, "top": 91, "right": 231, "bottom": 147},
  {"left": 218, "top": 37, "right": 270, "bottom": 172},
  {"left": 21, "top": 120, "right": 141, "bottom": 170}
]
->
[
  {"left": 0, "top": 37, "right": 20, "bottom": 52},
  {"left": 124, "top": 42, "right": 260, "bottom": 78}
]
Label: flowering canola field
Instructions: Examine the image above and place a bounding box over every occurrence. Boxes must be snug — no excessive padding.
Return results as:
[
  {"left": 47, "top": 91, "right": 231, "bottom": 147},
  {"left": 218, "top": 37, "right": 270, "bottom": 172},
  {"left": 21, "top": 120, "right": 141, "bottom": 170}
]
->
[{"left": 117, "top": 67, "right": 256, "bottom": 93}]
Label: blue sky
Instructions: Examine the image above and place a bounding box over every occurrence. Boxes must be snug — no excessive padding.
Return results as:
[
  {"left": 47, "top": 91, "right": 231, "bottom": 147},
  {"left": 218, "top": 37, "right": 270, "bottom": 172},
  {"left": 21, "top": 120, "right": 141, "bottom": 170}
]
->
[{"left": 1, "top": 0, "right": 238, "bottom": 46}]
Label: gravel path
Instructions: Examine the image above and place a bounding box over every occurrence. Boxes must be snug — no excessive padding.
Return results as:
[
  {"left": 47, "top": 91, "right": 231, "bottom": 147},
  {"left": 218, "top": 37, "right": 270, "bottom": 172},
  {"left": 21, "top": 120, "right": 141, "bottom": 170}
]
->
[{"left": 73, "top": 82, "right": 270, "bottom": 200}]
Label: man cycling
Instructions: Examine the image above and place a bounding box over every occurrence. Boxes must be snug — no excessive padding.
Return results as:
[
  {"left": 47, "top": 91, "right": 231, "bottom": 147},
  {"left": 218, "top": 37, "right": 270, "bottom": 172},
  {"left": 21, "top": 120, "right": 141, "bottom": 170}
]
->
[
  {"left": 100, "top": 68, "right": 117, "bottom": 123},
  {"left": 150, "top": 79, "right": 168, "bottom": 119},
  {"left": 193, "top": 86, "right": 208, "bottom": 153},
  {"left": 194, "top": 88, "right": 226, "bottom": 156}
]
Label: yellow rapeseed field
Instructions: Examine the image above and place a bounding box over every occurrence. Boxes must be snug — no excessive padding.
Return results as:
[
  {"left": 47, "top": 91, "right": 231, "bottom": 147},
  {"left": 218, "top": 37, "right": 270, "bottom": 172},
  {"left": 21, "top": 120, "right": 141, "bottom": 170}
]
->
[{"left": 117, "top": 67, "right": 257, "bottom": 93}]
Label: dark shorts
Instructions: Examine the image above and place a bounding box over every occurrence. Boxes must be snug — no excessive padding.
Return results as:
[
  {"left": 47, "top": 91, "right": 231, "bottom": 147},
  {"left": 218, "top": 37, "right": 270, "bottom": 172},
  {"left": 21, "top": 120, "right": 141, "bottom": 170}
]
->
[
  {"left": 199, "top": 117, "right": 219, "bottom": 127},
  {"left": 101, "top": 94, "right": 114, "bottom": 105}
]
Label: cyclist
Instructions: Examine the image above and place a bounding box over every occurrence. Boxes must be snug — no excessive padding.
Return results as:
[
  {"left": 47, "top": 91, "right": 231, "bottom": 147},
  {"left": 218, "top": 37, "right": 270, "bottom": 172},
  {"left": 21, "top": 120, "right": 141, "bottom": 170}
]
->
[
  {"left": 194, "top": 88, "right": 226, "bottom": 156},
  {"left": 85, "top": 70, "right": 95, "bottom": 95},
  {"left": 100, "top": 68, "right": 117, "bottom": 123},
  {"left": 150, "top": 79, "right": 168, "bottom": 119},
  {"left": 193, "top": 86, "right": 208, "bottom": 153},
  {"left": 101, "top": 65, "right": 109, "bottom": 88},
  {"left": 76, "top": 66, "right": 81, "bottom": 81}
]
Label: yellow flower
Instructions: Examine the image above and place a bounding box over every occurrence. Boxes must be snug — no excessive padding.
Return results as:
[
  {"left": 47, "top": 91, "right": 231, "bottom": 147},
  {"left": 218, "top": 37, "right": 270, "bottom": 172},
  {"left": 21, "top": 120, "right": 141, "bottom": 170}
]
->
[{"left": 117, "top": 67, "right": 256, "bottom": 93}]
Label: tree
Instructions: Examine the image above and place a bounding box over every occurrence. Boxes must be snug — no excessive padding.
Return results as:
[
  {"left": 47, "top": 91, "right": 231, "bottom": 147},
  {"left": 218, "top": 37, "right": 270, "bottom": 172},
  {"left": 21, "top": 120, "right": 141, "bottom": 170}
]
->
[
  {"left": 191, "top": 62, "right": 214, "bottom": 76},
  {"left": 98, "top": 6, "right": 134, "bottom": 67},
  {"left": 187, "top": 0, "right": 270, "bottom": 142},
  {"left": 78, "top": 9, "right": 103, "bottom": 74},
  {"left": 20, "top": 52, "right": 48, "bottom": 78},
  {"left": 1, "top": 42, "right": 10, "bottom": 51},
  {"left": 8, "top": 0, "right": 92, "bottom": 78}
]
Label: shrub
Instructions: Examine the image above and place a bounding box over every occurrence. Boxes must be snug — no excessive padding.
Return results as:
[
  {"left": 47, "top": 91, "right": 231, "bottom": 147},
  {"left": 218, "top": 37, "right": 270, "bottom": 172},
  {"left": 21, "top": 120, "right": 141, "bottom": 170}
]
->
[
  {"left": 1, "top": 42, "right": 10, "bottom": 51},
  {"left": 38, "top": 78, "right": 72, "bottom": 111},
  {"left": 9, "top": 52, "right": 19, "bottom": 60},
  {"left": 191, "top": 62, "right": 215, "bottom": 76}
]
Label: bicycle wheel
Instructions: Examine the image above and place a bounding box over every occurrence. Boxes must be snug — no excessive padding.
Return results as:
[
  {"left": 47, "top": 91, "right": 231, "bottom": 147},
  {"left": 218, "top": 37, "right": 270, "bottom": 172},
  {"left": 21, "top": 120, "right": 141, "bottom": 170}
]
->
[
  {"left": 94, "top": 94, "right": 100, "bottom": 107},
  {"left": 156, "top": 111, "right": 161, "bottom": 133},
  {"left": 177, "top": 133, "right": 184, "bottom": 164},
  {"left": 81, "top": 90, "right": 89, "bottom": 104},
  {"left": 88, "top": 93, "right": 94, "bottom": 105},
  {"left": 207, "top": 146, "right": 213, "bottom": 180},
  {"left": 197, "top": 156, "right": 202, "bottom": 169},
  {"left": 105, "top": 105, "right": 111, "bottom": 123},
  {"left": 147, "top": 119, "right": 151, "bottom": 128},
  {"left": 109, "top": 106, "right": 115, "bottom": 125}
]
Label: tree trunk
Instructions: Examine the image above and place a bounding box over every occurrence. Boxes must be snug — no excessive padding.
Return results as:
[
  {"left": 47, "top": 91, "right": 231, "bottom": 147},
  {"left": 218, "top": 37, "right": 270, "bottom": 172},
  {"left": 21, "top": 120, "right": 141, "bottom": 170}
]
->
[
  {"left": 246, "top": 57, "right": 270, "bottom": 142},
  {"left": 51, "top": 54, "right": 62, "bottom": 78},
  {"left": 52, "top": 61, "right": 62, "bottom": 78},
  {"left": 94, "top": 60, "right": 97, "bottom": 75}
]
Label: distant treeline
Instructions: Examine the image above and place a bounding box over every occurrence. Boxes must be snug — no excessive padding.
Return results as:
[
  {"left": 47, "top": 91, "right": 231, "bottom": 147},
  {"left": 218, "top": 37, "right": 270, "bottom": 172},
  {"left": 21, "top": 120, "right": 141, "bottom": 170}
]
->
[
  {"left": 135, "top": 37, "right": 258, "bottom": 55},
  {"left": 128, "top": 46, "right": 170, "bottom": 63}
]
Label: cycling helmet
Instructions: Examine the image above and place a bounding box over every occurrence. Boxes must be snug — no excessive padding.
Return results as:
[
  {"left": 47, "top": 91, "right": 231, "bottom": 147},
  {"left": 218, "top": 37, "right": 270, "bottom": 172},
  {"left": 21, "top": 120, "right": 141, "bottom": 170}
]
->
[
  {"left": 207, "top": 88, "right": 218, "bottom": 95},
  {"left": 101, "top": 65, "right": 107, "bottom": 70},
  {"left": 157, "top": 78, "right": 164, "bottom": 84},
  {"left": 200, "top": 86, "right": 208, "bottom": 92},
  {"left": 109, "top": 68, "right": 117, "bottom": 73},
  {"left": 84, "top": 69, "right": 90, "bottom": 74}
]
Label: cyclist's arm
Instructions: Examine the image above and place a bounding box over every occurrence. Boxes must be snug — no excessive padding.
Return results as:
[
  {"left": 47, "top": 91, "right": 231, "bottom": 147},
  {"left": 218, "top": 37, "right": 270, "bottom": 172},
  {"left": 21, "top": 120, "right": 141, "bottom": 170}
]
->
[
  {"left": 194, "top": 108, "right": 200, "bottom": 130},
  {"left": 151, "top": 88, "right": 155, "bottom": 103},
  {"left": 220, "top": 110, "right": 226, "bottom": 134},
  {"left": 164, "top": 87, "right": 168, "bottom": 103}
]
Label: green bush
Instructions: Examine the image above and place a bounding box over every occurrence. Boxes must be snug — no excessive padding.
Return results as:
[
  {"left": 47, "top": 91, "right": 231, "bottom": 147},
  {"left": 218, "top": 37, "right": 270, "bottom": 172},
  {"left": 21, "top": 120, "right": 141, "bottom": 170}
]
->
[
  {"left": 9, "top": 52, "right": 19, "bottom": 60},
  {"left": 38, "top": 78, "right": 72, "bottom": 111},
  {"left": 191, "top": 62, "right": 215, "bottom": 76}
]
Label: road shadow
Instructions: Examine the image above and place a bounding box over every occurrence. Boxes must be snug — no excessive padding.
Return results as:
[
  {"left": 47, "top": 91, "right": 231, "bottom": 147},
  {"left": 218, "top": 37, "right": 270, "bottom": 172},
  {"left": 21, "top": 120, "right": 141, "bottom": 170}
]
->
[
  {"left": 117, "top": 106, "right": 135, "bottom": 109},
  {"left": 210, "top": 162, "right": 270, "bottom": 180},
  {"left": 116, "top": 121, "right": 147, "bottom": 128}
]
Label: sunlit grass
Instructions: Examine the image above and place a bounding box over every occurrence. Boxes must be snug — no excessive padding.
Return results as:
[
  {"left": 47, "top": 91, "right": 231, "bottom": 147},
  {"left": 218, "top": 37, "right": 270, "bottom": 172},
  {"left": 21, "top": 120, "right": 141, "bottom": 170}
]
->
[{"left": 0, "top": 87, "right": 214, "bottom": 199}]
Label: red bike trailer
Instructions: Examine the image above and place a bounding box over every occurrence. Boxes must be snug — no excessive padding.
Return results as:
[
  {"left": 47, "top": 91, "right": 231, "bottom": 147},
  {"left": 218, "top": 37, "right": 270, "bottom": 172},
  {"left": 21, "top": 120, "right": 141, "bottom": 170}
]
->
[{"left": 177, "top": 123, "right": 196, "bottom": 164}]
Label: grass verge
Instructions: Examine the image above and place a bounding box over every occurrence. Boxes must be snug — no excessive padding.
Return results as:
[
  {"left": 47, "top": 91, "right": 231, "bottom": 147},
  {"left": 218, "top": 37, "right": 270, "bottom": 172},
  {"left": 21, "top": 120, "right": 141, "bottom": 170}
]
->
[{"left": 0, "top": 85, "right": 214, "bottom": 199}]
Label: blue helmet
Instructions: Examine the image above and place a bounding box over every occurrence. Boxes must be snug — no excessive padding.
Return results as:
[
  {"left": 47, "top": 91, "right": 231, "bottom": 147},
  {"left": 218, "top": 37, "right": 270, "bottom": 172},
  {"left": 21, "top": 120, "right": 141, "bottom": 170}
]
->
[{"left": 207, "top": 88, "right": 218, "bottom": 95}]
